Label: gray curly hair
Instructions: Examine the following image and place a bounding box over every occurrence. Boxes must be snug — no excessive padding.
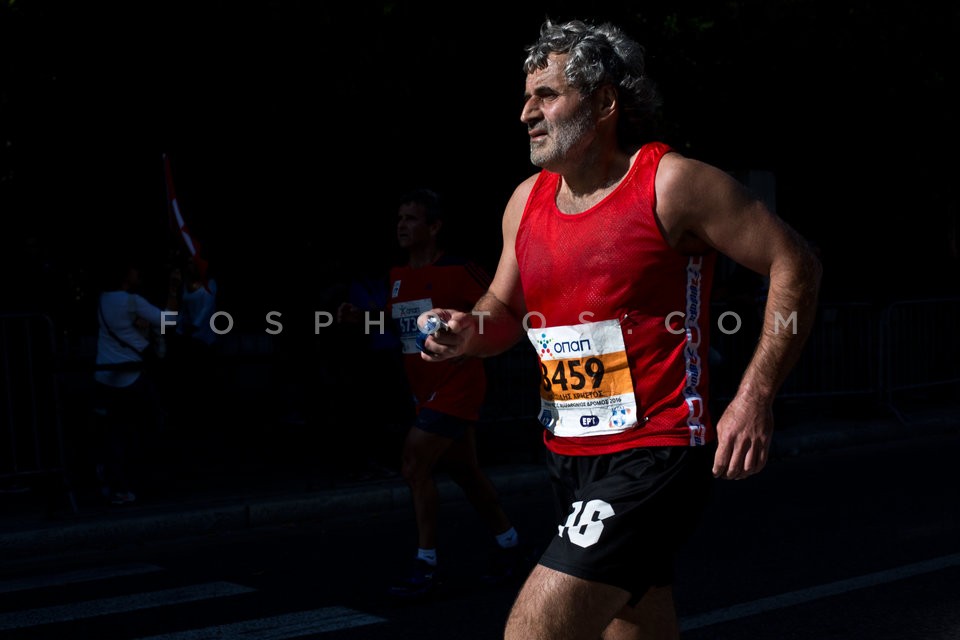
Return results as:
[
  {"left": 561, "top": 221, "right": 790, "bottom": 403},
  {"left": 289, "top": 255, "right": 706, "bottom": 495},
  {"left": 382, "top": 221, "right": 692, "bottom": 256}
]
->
[{"left": 523, "top": 18, "right": 661, "bottom": 146}]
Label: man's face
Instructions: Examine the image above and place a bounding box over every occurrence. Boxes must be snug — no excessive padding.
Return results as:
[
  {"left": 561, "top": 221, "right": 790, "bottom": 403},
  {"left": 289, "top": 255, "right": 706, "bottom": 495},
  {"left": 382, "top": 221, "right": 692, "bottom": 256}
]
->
[
  {"left": 521, "top": 53, "right": 595, "bottom": 170},
  {"left": 396, "top": 202, "right": 437, "bottom": 250}
]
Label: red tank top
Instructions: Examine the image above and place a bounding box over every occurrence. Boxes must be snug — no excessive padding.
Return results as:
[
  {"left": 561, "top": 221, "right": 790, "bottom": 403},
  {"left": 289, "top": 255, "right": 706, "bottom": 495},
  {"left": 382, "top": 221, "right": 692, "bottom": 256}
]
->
[
  {"left": 388, "top": 255, "right": 490, "bottom": 421},
  {"left": 516, "top": 142, "right": 717, "bottom": 455}
]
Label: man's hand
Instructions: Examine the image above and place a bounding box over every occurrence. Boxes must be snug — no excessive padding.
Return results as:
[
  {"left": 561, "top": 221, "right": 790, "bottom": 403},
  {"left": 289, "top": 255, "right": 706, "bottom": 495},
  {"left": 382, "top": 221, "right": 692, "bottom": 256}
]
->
[
  {"left": 417, "top": 309, "right": 476, "bottom": 361},
  {"left": 712, "top": 394, "right": 774, "bottom": 480}
]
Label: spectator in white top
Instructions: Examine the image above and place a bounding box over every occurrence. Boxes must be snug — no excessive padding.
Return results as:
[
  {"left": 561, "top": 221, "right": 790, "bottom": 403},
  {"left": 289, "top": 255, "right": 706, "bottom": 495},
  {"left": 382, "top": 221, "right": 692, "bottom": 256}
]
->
[{"left": 93, "top": 259, "right": 179, "bottom": 505}]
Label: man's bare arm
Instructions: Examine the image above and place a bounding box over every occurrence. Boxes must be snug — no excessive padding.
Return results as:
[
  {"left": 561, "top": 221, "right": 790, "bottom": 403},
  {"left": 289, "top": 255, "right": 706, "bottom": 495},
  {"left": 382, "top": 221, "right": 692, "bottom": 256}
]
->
[{"left": 657, "top": 154, "right": 823, "bottom": 479}]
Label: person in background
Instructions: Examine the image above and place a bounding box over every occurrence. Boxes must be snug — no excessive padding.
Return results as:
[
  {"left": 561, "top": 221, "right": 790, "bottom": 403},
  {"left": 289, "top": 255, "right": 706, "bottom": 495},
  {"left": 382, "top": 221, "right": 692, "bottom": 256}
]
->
[
  {"left": 418, "top": 18, "right": 822, "bottom": 639},
  {"left": 338, "top": 188, "right": 532, "bottom": 599},
  {"left": 93, "top": 258, "right": 180, "bottom": 505},
  {"left": 174, "top": 254, "right": 218, "bottom": 364}
]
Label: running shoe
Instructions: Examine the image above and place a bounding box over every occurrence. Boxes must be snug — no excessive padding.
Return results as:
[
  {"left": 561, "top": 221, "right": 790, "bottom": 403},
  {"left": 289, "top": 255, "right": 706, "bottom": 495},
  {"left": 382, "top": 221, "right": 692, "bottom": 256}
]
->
[
  {"left": 110, "top": 491, "right": 137, "bottom": 505},
  {"left": 387, "top": 558, "right": 439, "bottom": 599}
]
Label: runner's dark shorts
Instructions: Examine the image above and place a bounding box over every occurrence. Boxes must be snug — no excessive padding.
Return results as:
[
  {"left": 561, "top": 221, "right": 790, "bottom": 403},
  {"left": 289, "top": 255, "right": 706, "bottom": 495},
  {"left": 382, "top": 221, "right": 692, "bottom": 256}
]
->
[
  {"left": 538, "top": 444, "right": 714, "bottom": 604},
  {"left": 413, "top": 407, "right": 474, "bottom": 440}
]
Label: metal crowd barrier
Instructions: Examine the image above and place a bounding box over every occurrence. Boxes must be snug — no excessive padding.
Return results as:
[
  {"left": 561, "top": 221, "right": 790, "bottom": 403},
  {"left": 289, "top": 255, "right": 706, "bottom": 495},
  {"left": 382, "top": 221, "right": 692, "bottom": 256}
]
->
[
  {"left": 710, "top": 301, "right": 885, "bottom": 402},
  {"left": 1, "top": 313, "right": 76, "bottom": 511},
  {"left": 882, "top": 298, "right": 960, "bottom": 423}
]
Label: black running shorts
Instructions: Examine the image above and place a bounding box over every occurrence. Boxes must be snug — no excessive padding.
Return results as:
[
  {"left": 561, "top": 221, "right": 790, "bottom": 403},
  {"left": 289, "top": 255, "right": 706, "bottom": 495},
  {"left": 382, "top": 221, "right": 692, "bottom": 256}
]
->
[
  {"left": 538, "top": 445, "right": 714, "bottom": 603},
  {"left": 413, "top": 407, "right": 474, "bottom": 440}
]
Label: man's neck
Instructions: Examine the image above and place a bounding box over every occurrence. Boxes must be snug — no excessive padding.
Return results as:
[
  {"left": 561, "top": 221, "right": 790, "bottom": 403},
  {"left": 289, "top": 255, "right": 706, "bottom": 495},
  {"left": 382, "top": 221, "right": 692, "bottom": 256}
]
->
[
  {"left": 408, "top": 245, "right": 442, "bottom": 269},
  {"left": 555, "top": 147, "right": 637, "bottom": 214}
]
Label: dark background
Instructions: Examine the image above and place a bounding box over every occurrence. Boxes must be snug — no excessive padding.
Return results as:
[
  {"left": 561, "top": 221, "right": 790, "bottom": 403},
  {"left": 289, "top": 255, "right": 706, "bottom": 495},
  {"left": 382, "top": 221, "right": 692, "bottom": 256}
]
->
[{"left": 2, "top": 1, "right": 958, "bottom": 338}]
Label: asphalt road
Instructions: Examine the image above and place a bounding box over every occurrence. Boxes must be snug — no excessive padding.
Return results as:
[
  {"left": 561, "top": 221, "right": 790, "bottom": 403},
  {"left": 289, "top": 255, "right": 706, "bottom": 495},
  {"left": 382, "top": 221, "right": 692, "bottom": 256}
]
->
[{"left": 1, "top": 430, "right": 958, "bottom": 639}]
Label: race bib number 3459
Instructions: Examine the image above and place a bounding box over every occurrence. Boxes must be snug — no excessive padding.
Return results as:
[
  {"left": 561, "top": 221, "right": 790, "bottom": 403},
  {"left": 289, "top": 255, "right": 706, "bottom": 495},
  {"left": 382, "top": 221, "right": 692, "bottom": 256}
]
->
[{"left": 527, "top": 319, "right": 638, "bottom": 437}]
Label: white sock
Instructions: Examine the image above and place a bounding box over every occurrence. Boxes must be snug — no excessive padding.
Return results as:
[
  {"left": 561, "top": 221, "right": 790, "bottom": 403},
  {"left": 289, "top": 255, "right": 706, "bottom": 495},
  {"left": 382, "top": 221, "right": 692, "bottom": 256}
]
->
[
  {"left": 495, "top": 527, "right": 519, "bottom": 549},
  {"left": 417, "top": 548, "right": 437, "bottom": 566}
]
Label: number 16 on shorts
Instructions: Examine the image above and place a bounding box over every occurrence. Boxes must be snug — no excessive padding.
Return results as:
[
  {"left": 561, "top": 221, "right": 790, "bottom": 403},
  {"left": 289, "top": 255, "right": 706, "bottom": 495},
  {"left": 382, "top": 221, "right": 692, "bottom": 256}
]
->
[{"left": 559, "top": 499, "right": 615, "bottom": 548}]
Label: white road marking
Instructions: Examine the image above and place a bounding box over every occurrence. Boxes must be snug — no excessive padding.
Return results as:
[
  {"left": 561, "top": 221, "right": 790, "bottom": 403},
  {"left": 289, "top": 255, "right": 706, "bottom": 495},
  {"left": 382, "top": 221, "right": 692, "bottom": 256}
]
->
[
  {"left": 0, "top": 563, "right": 163, "bottom": 595},
  {"left": 680, "top": 552, "right": 960, "bottom": 631},
  {"left": 134, "top": 607, "right": 387, "bottom": 639},
  {"left": 0, "top": 582, "right": 255, "bottom": 631}
]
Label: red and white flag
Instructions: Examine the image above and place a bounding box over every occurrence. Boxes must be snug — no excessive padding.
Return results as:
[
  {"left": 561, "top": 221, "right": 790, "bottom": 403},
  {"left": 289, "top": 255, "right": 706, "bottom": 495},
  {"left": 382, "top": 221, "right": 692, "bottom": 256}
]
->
[{"left": 163, "top": 152, "right": 209, "bottom": 281}]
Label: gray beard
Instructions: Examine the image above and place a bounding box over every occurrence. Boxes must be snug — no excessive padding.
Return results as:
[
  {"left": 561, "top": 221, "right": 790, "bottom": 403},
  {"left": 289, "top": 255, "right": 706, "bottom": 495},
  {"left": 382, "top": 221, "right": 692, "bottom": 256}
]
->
[{"left": 529, "top": 102, "right": 594, "bottom": 168}]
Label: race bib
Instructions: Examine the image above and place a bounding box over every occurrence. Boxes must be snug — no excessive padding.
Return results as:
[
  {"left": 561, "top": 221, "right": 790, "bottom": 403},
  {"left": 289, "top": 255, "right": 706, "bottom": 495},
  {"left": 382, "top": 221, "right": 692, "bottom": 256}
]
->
[
  {"left": 527, "top": 319, "right": 638, "bottom": 437},
  {"left": 392, "top": 297, "right": 433, "bottom": 354}
]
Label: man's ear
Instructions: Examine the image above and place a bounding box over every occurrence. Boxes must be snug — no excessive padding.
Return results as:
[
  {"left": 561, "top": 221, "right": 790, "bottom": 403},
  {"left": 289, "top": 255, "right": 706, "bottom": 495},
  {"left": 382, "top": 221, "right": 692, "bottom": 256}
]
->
[{"left": 596, "top": 84, "right": 618, "bottom": 120}]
